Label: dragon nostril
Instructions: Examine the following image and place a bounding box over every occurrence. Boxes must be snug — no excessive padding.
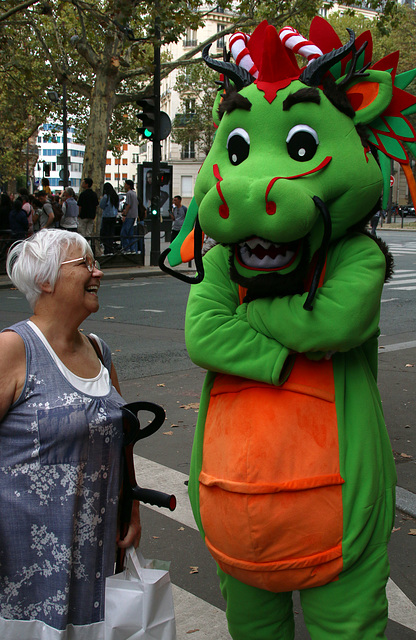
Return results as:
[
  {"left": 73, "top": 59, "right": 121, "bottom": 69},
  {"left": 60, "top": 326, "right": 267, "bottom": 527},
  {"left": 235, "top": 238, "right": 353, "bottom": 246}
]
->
[
  {"left": 219, "top": 203, "right": 229, "bottom": 219},
  {"left": 266, "top": 202, "right": 276, "bottom": 215}
]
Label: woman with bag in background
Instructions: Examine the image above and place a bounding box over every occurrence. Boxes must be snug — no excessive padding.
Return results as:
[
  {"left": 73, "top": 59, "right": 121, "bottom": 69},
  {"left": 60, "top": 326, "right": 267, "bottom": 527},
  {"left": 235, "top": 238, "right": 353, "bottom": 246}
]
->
[
  {"left": 100, "top": 182, "right": 119, "bottom": 255},
  {"left": 0, "top": 229, "right": 141, "bottom": 639}
]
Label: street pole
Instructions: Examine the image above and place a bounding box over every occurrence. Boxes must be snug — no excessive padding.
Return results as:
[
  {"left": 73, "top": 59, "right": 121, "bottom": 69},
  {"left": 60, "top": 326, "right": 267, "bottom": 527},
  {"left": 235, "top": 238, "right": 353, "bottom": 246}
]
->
[
  {"left": 150, "top": 7, "right": 161, "bottom": 267},
  {"left": 62, "top": 78, "right": 69, "bottom": 190}
]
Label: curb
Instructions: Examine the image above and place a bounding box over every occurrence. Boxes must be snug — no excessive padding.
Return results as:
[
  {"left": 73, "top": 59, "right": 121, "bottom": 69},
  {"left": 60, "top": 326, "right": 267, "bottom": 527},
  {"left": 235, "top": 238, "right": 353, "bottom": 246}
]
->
[{"left": 396, "top": 486, "right": 416, "bottom": 519}]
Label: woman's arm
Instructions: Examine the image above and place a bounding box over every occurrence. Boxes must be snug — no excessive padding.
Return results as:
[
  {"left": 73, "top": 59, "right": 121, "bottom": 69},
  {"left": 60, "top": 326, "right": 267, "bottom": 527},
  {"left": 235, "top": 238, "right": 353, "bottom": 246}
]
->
[
  {"left": 116, "top": 500, "right": 141, "bottom": 549},
  {"left": 0, "top": 331, "right": 26, "bottom": 422}
]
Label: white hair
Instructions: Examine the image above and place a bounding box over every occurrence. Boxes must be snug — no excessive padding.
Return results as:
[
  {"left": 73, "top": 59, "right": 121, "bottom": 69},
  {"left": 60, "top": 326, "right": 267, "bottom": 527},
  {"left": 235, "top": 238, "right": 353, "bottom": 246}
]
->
[{"left": 6, "top": 229, "right": 93, "bottom": 310}]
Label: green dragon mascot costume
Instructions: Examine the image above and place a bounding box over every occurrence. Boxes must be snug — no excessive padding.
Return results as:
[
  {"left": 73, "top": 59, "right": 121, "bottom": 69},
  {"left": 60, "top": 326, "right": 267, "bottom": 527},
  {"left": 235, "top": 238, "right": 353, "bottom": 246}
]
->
[{"left": 159, "top": 17, "right": 416, "bottom": 639}]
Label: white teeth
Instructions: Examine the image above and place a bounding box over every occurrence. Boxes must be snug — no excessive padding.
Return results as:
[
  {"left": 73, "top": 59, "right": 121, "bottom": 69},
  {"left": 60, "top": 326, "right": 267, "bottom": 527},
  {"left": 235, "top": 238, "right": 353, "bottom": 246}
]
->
[
  {"left": 244, "top": 238, "right": 272, "bottom": 250},
  {"left": 240, "top": 245, "right": 295, "bottom": 269}
]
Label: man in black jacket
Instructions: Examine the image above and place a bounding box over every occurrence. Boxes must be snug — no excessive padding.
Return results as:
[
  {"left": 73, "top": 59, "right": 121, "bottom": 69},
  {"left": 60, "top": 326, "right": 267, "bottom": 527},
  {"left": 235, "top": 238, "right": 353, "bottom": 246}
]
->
[{"left": 77, "top": 178, "right": 98, "bottom": 239}]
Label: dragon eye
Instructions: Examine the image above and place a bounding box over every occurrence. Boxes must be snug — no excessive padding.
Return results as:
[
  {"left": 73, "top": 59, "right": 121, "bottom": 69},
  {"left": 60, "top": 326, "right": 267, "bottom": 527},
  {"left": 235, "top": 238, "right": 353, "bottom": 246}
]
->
[
  {"left": 227, "top": 128, "right": 250, "bottom": 166},
  {"left": 286, "top": 125, "right": 319, "bottom": 162}
]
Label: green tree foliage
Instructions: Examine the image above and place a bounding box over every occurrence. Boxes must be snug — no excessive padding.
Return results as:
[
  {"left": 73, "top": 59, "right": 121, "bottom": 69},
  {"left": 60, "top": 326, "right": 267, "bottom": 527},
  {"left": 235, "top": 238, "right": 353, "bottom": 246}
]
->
[
  {"left": 0, "top": 0, "right": 402, "bottom": 202},
  {"left": 172, "top": 64, "right": 218, "bottom": 159}
]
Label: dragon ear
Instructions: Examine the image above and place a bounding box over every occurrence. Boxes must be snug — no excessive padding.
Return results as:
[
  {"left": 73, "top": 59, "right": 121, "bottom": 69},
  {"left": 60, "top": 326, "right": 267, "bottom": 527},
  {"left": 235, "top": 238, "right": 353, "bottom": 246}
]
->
[
  {"left": 167, "top": 197, "right": 199, "bottom": 266},
  {"left": 158, "top": 198, "right": 205, "bottom": 284},
  {"left": 343, "top": 70, "right": 393, "bottom": 126}
]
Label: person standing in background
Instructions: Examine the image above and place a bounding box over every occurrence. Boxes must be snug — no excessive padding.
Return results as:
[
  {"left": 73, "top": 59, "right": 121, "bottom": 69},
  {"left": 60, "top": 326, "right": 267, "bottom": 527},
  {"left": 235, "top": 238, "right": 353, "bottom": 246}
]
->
[
  {"left": 77, "top": 178, "right": 99, "bottom": 239},
  {"left": 60, "top": 187, "right": 79, "bottom": 232},
  {"left": 170, "top": 195, "right": 187, "bottom": 242},
  {"left": 35, "top": 191, "right": 55, "bottom": 229},
  {"left": 120, "top": 180, "right": 138, "bottom": 254},
  {"left": 100, "top": 183, "right": 119, "bottom": 255},
  {"left": 41, "top": 177, "right": 52, "bottom": 197}
]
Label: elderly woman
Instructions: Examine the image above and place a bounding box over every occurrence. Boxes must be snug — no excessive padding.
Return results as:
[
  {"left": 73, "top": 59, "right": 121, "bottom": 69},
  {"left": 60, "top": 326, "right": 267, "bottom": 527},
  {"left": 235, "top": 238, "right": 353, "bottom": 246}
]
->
[{"left": 0, "top": 229, "right": 140, "bottom": 638}]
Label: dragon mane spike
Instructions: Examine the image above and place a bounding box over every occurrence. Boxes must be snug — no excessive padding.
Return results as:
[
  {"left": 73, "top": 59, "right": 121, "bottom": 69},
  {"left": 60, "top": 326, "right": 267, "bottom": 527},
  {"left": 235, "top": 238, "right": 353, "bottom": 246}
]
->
[
  {"left": 202, "top": 44, "right": 255, "bottom": 91},
  {"left": 300, "top": 28, "right": 356, "bottom": 87},
  {"left": 337, "top": 41, "right": 370, "bottom": 89}
]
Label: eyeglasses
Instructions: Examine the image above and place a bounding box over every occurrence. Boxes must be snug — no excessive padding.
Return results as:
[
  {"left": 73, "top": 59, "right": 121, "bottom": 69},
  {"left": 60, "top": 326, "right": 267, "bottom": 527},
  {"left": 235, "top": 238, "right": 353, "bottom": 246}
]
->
[{"left": 61, "top": 256, "right": 100, "bottom": 273}]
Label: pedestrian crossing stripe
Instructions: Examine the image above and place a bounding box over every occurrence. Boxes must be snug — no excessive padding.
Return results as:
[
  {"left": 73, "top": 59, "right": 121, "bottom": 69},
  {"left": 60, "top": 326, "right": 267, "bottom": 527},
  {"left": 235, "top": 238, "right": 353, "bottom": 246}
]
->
[
  {"left": 384, "top": 269, "right": 416, "bottom": 290},
  {"left": 133, "top": 455, "right": 416, "bottom": 634}
]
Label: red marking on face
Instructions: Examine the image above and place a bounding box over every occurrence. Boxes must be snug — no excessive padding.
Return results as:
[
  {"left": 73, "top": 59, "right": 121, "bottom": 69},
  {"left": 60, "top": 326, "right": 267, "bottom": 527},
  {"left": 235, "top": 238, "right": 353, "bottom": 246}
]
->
[
  {"left": 364, "top": 145, "right": 370, "bottom": 163},
  {"left": 265, "top": 156, "right": 332, "bottom": 215},
  {"left": 213, "top": 164, "right": 229, "bottom": 219}
]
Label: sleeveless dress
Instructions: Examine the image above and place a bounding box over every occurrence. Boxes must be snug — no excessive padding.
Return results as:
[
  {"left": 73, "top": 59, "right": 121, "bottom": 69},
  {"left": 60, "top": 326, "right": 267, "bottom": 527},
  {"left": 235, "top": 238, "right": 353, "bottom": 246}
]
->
[{"left": 0, "top": 321, "right": 125, "bottom": 640}]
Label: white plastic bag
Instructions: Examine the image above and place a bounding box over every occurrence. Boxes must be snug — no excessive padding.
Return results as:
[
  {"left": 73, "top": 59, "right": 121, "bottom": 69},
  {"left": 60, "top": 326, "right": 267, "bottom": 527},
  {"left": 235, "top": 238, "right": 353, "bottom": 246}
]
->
[{"left": 104, "top": 547, "right": 176, "bottom": 640}]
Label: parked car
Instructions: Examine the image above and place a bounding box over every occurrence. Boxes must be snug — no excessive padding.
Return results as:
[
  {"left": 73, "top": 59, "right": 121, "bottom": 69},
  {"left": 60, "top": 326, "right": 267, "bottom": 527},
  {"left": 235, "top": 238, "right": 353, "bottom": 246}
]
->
[
  {"left": 117, "top": 192, "right": 126, "bottom": 211},
  {"left": 401, "top": 205, "right": 415, "bottom": 217}
]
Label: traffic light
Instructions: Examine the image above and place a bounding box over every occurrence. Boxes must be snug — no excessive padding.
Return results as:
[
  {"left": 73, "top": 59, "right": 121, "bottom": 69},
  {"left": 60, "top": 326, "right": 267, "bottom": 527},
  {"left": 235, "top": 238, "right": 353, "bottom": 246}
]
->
[
  {"left": 156, "top": 170, "right": 171, "bottom": 186},
  {"left": 150, "top": 196, "right": 159, "bottom": 217},
  {"left": 137, "top": 97, "right": 156, "bottom": 140},
  {"left": 44, "top": 163, "right": 50, "bottom": 177}
]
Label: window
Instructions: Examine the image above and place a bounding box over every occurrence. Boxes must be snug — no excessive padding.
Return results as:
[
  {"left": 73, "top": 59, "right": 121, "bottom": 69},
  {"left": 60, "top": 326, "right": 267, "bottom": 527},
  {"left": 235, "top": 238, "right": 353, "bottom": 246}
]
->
[
  {"left": 122, "top": 158, "right": 128, "bottom": 165},
  {"left": 115, "top": 173, "right": 120, "bottom": 180},
  {"left": 105, "top": 173, "right": 111, "bottom": 180},
  {"left": 182, "top": 141, "right": 195, "bottom": 159},
  {"left": 185, "top": 98, "right": 196, "bottom": 114},
  {"left": 217, "top": 23, "right": 226, "bottom": 50},
  {"left": 132, "top": 153, "right": 139, "bottom": 163},
  {"left": 122, "top": 173, "right": 127, "bottom": 179},
  {"left": 115, "top": 158, "right": 121, "bottom": 165},
  {"left": 123, "top": 144, "right": 128, "bottom": 151},
  {"left": 106, "top": 158, "right": 111, "bottom": 165},
  {"left": 183, "top": 29, "right": 197, "bottom": 47},
  {"left": 181, "top": 176, "right": 193, "bottom": 198}
]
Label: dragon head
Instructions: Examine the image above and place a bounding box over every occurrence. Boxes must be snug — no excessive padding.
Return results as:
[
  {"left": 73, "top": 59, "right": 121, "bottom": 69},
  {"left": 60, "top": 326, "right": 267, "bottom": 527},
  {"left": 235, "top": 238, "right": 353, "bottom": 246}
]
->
[{"left": 160, "top": 17, "right": 416, "bottom": 305}]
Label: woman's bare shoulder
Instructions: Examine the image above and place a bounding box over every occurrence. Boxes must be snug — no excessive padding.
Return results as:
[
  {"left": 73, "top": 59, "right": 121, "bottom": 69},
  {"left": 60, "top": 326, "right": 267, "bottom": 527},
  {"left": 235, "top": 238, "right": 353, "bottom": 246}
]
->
[
  {"left": 0, "top": 330, "right": 27, "bottom": 419},
  {"left": 0, "top": 329, "right": 26, "bottom": 357}
]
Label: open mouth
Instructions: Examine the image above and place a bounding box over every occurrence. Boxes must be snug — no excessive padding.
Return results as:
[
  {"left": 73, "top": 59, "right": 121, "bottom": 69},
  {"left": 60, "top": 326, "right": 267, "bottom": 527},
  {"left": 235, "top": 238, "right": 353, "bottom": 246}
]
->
[
  {"left": 85, "top": 285, "right": 99, "bottom": 295},
  {"left": 236, "top": 237, "right": 300, "bottom": 271}
]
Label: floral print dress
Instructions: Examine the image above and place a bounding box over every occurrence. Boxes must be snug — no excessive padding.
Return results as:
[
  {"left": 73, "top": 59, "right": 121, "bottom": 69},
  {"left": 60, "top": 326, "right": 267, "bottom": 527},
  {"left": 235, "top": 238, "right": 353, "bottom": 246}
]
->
[{"left": 0, "top": 321, "right": 125, "bottom": 640}]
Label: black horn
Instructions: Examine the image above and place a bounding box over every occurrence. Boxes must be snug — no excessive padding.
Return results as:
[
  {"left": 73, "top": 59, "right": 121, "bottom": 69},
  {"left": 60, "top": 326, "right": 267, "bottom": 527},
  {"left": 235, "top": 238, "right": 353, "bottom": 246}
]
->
[
  {"left": 202, "top": 44, "right": 255, "bottom": 91},
  {"left": 300, "top": 29, "right": 356, "bottom": 87}
]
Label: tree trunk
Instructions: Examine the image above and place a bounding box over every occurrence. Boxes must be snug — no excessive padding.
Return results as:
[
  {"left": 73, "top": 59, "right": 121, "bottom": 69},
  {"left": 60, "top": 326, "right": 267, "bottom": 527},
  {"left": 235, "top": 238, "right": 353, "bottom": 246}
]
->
[{"left": 81, "top": 67, "right": 119, "bottom": 242}]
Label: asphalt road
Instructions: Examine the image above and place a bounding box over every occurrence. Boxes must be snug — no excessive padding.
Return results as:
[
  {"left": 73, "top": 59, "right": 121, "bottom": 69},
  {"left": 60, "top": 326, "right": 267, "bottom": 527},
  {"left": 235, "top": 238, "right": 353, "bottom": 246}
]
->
[{"left": 0, "top": 228, "right": 415, "bottom": 638}]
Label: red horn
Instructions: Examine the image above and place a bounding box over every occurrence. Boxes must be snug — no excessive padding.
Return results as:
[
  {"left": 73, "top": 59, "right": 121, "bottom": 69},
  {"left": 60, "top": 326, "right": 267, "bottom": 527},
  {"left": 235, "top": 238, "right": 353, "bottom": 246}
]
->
[{"left": 256, "top": 25, "right": 300, "bottom": 102}]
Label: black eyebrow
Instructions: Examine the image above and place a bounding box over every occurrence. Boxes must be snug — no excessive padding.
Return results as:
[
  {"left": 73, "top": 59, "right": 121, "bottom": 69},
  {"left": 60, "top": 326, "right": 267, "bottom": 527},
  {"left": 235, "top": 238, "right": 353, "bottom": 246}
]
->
[
  {"left": 282, "top": 88, "right": 321, "bottom": 111},
  {"left": 218, "top": 88, "right": 252, "bottom": 119}
]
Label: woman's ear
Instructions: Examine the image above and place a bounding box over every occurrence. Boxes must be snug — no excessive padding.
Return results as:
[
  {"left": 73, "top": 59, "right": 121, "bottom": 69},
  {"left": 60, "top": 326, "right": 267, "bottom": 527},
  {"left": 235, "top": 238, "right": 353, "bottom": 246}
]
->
[{"left": 39, "top": 281, "right": 53, "bottom": 294}]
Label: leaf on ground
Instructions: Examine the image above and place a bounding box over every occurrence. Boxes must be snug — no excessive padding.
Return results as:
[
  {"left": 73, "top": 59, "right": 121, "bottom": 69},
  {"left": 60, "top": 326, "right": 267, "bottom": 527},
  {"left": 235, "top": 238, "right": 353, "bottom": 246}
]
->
[
  {"left": 392, "top": 527, "right": 401, "bottom": 533},
  {"left": 189, "top": 566, "right": 199, "bottom": 574},
  {"left": 405, "top": 364, "right": 414, "bottom": 367},
  {"left": 400, "top": 453, "right": 413, "bottom": 459},
  {"left": 104, "top": 316, "right": 115, "bottom": 320},
  {"left": 163, "top": 431, "right": 173, "bottom": 436},
  {"left": 178, "top": 527, "right": 185, "bottom": 531},
  {"left": 171, "top": 424, "right": 180, "bottom": 428},
  {"left": 408, "top": 529, "right": 416, "bottom": 536},
  {"left": 180, "top": 403, "right": 200, "bottom": 410},
  {"left": 157, "top": 383, "right": 165, "bottom": 387},
  {"left": 186, "top": 630, "right": 200, "bottom": 634},
  {"left": 152, "top": 536, "right": 160, "bottom": 539}
]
